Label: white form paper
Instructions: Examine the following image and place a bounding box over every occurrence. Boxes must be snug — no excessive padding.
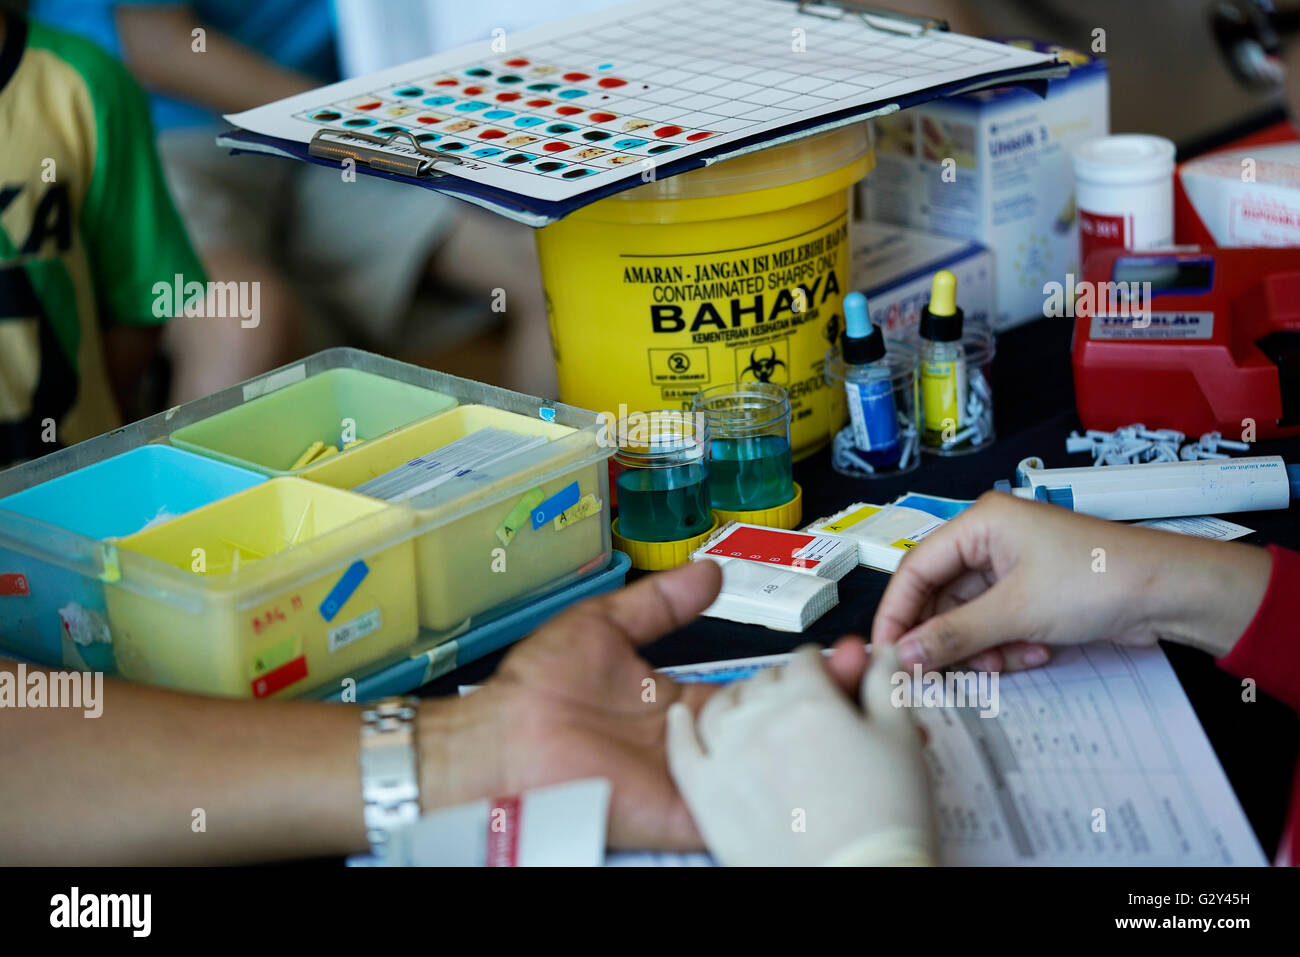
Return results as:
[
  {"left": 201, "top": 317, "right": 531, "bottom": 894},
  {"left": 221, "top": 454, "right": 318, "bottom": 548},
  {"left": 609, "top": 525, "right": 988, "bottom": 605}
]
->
[
  {"left": 606, "top": 643, "right": 1267, "bottom": 866},
  {"left": 1135, "top": 515, "right": 1255, "bottom": 542},
  {"left": 226, "top": 0, "right": 1057, "bottom": 204}
]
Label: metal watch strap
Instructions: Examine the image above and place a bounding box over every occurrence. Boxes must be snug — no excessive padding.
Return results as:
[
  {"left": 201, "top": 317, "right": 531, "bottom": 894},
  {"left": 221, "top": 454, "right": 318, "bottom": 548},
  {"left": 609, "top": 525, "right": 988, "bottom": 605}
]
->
[{"left": 359, "top": 696, "right": 421, "bottom": 854}]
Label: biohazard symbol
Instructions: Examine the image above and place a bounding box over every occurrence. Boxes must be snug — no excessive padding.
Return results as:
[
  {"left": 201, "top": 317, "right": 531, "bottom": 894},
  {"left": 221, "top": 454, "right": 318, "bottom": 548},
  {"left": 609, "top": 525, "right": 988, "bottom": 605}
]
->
[
  {"left": 823, "top": 312, "right": 842, "bottom": 345},
  {"left": 741, "top": 346, "right": 787, "bottom": 383}
]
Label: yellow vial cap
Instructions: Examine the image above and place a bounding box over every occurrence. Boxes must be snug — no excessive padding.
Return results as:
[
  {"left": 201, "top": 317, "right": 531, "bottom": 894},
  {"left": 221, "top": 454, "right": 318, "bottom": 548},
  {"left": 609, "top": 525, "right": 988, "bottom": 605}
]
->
[{"left": 929, "top": 270, "right": 958, "bottom": 317}]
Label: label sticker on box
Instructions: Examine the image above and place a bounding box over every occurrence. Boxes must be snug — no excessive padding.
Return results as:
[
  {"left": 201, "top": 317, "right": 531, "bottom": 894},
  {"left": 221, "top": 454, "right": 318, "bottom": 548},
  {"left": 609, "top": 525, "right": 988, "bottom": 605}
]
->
[
  {"left": 329, "top": 608, "right": 383, "bottom": 652},
  {"left": 250, "top": 634, "right": 302, "bottom": 680},
  {"left": 531, "top": 482, "right": 580, "bottom": 529},
  {"left": 320, "top": 560, "right": 369, "bottom": 622},
  {"left": 497, "top": 487, "right": 545, "bottom": 546},
  {"left": 553, "top": 494, "right": 601, "bottom": 531},
  {"left": 0, "top": 573, "right": 30, "bottom": 596},
  {"left": 251, "top": 655, "right": 308, "bottom": 698}
]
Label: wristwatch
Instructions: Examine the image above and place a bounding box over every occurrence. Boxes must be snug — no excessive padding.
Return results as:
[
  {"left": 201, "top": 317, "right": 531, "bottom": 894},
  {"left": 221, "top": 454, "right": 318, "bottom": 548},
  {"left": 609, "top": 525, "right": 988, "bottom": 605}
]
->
[{"left": 359, "top": 696, "right": 421, "bottom": 854}]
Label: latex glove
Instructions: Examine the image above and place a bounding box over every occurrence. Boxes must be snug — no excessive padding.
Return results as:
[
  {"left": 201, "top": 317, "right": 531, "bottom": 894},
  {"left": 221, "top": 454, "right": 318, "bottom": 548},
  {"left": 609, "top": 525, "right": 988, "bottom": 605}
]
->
[{"left": 666, "top": 644, "right": 934, "bottom": 866}]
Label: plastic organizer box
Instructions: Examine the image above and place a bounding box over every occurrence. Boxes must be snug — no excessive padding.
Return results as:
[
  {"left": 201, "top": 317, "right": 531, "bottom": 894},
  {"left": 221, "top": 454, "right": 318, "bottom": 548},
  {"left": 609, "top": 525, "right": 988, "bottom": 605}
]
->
[{"left": 0, "top": 348, "right": 614, "bottom": 698}]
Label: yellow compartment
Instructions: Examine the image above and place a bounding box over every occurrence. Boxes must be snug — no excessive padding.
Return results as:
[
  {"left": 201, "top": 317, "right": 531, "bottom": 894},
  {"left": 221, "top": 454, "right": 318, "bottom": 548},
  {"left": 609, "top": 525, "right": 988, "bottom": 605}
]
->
[
  {"left": 104, "top": 478, "right": 418, "bottom": 698},
  {"left": 302, "top": 404, "right": 607, "bottom": 632},
  {"left": 536, "top": 125, "right": 874, "bottom": 460}
]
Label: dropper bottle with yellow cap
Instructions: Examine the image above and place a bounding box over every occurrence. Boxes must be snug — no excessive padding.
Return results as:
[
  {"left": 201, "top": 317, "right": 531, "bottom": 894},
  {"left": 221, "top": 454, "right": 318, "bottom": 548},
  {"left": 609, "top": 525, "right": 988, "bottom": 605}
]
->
[{"left": 918, "top": 269, "right": 967, "bottom": 449}]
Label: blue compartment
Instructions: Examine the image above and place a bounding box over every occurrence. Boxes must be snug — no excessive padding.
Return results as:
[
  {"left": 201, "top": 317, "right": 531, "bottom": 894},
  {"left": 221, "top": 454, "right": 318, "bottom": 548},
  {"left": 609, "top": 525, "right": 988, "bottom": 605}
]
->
[{"left": 0, "top": 445, "right": 265, "bottom": 670}]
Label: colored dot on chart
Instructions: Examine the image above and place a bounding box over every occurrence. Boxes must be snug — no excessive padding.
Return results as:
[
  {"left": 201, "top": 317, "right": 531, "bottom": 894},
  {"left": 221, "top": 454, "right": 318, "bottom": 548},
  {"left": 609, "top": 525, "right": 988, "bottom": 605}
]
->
[
  {"left": 496, "top": 92, "right": 522, "bottom": 103},
  {"left": 456, "top": 101, "right": 489, "bottom": 112},
  {"left": 354, "top": 100, "right": 382, "bottom": 110},
  {"left": 504, "top": 57, "right": 530, "bottom": 67},
  {"left": 473, "top": 147, "right": 503, "bottom": 156},
  {"left": 543, "top": 142, "right": 571, "bottom": 152},
  {"left": 438, "top": 142, "right": 465, "bottom": 151},
  {"left": 562, "top": 168, "right": 594, "bottom": 178},
  {"left": 528, "top": 83, "right": 560, "bottom": 91},
  {"left": 526, "top": 99, "right": 552, "bottom": 108},
  {"left": 558, "top": 89, "right": 588, "bottom": 99},
  {"left": 515, "top": 117, "right": 545, "bottom": 128},
  {"left": 466, "top": 67, "right": 492, "bottom": 77},
  {"left": 613, "top": 138, "right": 647, "bottom": 148},
  {"left": 686, "top": 131, "right": 716, "bottom": 141},
  {"left": 597, "top": 77, "right": 626, "bottom": 89},
  {"left": 648, "top": 144, "right": 678, "bottom": 154},
  {"left": 497, "top": 75, "right": 524, "bottom": 84},
  {"left": 501, "top": 153, "right": 534, "bottom": 164},
  {"left": 582, "top": 130, "right": 611, "bottom": 141},
  {"left": 563, "top": 72, "right": 590, "bottom": 82},
  {"left": 416, "top": 115, "right": 441, "bottom": 124},
  {"left": 654, "top": 125, "right": 683, "bottom": 137},
  {"left": 483, "top": 110, "right": 515, "bottom": 120},
  {"left": 535, "top": 161, "right": 567, "bottom": 172},
  {"left": 394, "top": 87, "right": 423, "bottom": 97},
  {"left": 415, "top": 133, "right": 439, "bottom": 142},
  {"left": 598, "top": 63, "right": 614, "bottom": 70},
  {"left": 588, "top": 111, "right": 617, "bottom": 123},
  {"left": 463, "top": 86, "right": 487, "bottom": 96},
  {"left": 343, "top": 118, "right": 376, "bottom": 127},
  {"left": 375, "top": 125, "right": 403, "bottom": 134},
  {"left": 422, "top": 96, "right": 454, "bottom": 106},
  {"left": 435, "top": 78, "right": 459, "bottom": 86},
  {"left": 555, "top": 106, "right": 584, "bottom": 116},
  {"left": 312, "top": 110, "right": 341, "bottom": 121},
  {"left": 546, "top": 123, "right": 577, "bottom": 134},
  {"left": 478, "top": 129, "right": 507, "bottom": 139}
]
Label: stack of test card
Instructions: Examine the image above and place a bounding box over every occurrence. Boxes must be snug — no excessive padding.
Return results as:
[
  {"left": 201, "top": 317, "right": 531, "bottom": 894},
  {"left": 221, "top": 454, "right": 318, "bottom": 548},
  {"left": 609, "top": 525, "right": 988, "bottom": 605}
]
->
[
  {"left": 353, "top": 428, "right": 547, "bottom": 503},
  {"left": 804, "top": 494, "right": 971, "bottom": 573},
  {"left": 689, "top": 522, "right": 859, "bottom": 632}
]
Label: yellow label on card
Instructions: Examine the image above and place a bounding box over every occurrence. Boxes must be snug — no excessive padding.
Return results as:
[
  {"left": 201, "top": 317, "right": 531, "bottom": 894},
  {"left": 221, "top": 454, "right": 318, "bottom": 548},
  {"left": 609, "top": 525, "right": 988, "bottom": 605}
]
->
[
  {"left": 890, "top": 538, "right": 919, "bottom": 551},
  {"left": 822, "top": 504, "right": 881, "bottom": 534}
]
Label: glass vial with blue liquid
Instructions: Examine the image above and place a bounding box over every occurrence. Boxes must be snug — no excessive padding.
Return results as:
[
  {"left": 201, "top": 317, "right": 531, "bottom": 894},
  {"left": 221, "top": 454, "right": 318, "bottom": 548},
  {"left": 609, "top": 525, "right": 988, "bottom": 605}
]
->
[
  {"left": 613, "top": 410, "right": 713, "bottom": 543},
  {"left": 840, "top": 292, "right": 901, "bottom": 468},
  {"left": 692, "top": 382, "right": 794, "bottom": 512}
]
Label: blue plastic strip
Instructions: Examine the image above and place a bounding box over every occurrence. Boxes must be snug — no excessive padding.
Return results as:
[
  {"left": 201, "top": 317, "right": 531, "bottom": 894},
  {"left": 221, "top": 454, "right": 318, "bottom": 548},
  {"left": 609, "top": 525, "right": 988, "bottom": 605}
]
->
[
  {"left": 319, "top": 560, "right": 368, "bottom": 621},
  {"left": 531, "top": 482, "right": 580, "bottom": 529}
]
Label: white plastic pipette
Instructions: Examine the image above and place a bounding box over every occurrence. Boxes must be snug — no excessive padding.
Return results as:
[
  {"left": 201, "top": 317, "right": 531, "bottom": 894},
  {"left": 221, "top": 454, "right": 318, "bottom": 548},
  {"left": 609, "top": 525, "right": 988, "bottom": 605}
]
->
[{"left": 993, "top": 455, "right": 1300, "bottom": 521}]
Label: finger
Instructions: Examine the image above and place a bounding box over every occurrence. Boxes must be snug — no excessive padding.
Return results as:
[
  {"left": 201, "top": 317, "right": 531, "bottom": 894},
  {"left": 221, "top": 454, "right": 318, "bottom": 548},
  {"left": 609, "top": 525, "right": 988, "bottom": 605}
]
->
[
  {"left": 894, "top": 585, "right": 1026, "bottom": 671},
  {"left": 665, "top": 701, "right": 706, "bottom": 792},
  {"left": 782, "top": 643, "right": 841, "bottom": 693},
  {"left": 591, "top": 561, "right": 722, "bottom": 648},
  {"left": 870, "top": 511, "right": 993, "bottom": 648},
  {"left": 827, "top": 636, "right": 869, "bottom": 697},
  {"left": 860, "top": 643, "right": 913, "bottom": 732},
  {"left": 968, "top": 641, "right": 1052, "bottom": 673},
  {"left": 695, "top": 679, "right": 745, "bottom": 745}
]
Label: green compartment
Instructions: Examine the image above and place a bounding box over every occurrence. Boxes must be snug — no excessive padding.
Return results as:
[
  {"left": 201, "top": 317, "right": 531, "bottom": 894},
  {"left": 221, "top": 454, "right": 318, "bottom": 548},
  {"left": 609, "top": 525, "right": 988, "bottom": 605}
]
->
[{"left": 170, "top": 368, "right": 456, "bottom": 476}]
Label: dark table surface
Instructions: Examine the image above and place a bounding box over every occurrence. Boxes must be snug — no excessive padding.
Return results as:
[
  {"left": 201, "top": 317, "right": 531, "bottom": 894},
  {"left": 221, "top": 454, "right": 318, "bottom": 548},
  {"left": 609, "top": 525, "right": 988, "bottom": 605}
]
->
[{"left": 427, "top": 316, "right": 1300, "bottom": 857}]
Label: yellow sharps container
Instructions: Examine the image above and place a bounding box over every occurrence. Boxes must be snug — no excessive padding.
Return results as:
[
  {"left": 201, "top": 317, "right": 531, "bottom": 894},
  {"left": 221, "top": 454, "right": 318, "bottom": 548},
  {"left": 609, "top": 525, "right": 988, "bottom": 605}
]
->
[{"left": 536, "top": 124, "right": 874, "bottom": 460}]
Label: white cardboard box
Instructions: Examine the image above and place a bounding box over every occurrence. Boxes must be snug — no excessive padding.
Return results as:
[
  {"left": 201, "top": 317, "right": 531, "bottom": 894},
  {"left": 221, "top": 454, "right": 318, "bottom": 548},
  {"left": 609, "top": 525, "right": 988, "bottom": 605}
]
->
[
  {"left": 851, "top": 223, "right": 994, "bottom": 339},
  {"left": 863, "top": 40, "right": 1109, "bottom": 330}
]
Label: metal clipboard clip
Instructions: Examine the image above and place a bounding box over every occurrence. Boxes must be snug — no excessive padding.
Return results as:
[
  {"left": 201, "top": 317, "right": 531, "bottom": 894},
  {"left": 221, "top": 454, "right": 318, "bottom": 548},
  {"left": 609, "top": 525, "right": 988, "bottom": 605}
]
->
[
  {"left": 795, "top": 1, "right": 946, "bottom": 37},
  {"left": 308, "top": 128, "right": 466, "bottom": 178}
]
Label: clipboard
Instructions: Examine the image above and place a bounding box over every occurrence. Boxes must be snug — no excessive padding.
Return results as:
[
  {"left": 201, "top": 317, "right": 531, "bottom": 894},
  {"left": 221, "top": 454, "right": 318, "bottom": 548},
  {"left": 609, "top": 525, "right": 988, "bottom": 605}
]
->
[{"left": 219, "top": 0, "right": 1067, "bottom": 227}]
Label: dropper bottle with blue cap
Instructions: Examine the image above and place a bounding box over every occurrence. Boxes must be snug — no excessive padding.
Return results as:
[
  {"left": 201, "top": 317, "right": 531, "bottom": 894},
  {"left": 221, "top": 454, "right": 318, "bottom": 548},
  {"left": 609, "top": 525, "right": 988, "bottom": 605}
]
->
[{"left": 841, "top": 291, "right": 901, "bottom": 467}]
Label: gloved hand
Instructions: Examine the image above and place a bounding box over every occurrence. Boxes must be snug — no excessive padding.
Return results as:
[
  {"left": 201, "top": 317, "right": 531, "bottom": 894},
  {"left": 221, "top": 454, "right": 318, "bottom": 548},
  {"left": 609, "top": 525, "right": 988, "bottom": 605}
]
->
[{"left": 666, "top": 644, "right": 935, "bottom": 867}]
